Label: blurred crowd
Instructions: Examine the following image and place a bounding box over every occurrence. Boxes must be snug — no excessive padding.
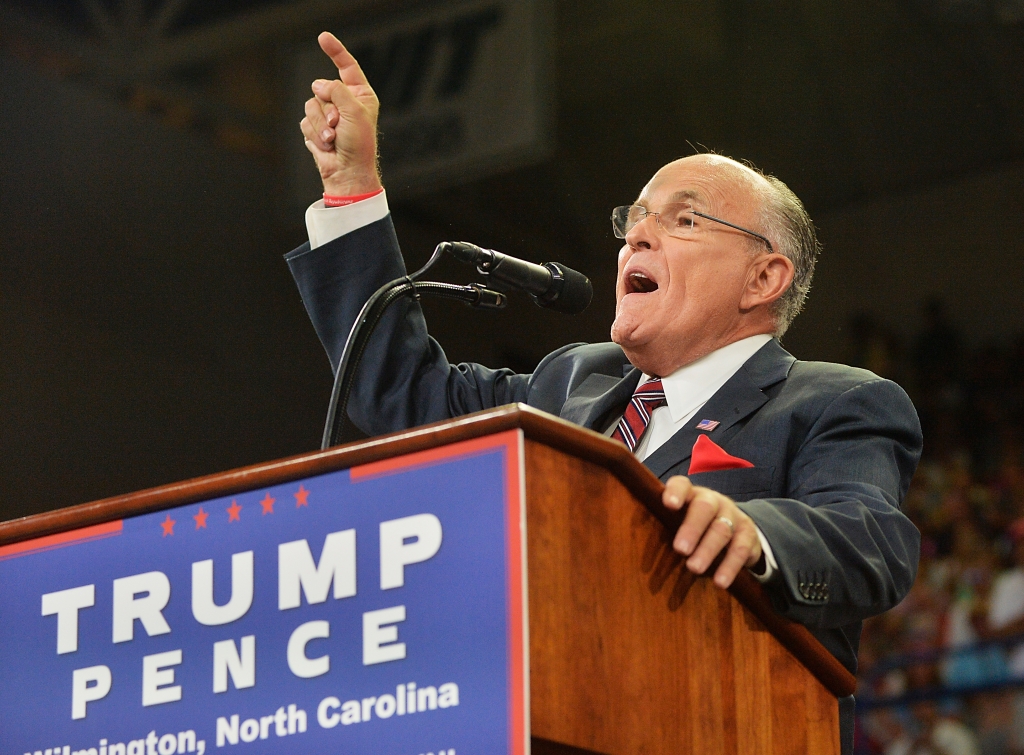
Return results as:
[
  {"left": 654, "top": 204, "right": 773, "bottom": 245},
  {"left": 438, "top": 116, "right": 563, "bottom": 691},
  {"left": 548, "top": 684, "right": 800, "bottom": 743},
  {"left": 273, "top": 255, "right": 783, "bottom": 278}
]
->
[{"left": 848, "top": 300, "right": 1024, "bottom": 755}]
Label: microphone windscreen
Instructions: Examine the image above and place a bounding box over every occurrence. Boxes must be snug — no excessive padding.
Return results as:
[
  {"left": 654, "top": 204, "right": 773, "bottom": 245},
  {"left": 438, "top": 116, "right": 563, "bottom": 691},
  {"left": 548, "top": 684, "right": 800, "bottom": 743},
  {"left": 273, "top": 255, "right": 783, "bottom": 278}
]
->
[{"left": 541, "top": 262, "right": 593, "bottom": 314}]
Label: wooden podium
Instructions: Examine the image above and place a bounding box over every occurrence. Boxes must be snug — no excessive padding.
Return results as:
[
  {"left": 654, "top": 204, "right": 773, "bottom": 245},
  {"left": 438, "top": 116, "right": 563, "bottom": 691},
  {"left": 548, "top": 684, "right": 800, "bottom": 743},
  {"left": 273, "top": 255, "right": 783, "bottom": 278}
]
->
[{"left": 0, "top": 405, "right": 853, "bottom": 754}]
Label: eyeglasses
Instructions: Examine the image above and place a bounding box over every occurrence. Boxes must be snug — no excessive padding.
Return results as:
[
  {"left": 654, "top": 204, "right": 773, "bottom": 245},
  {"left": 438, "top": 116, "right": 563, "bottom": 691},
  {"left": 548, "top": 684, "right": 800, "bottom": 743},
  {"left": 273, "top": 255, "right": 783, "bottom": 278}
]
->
[{"left": 611, "top": 203, "right": 774, "bottom": 253}]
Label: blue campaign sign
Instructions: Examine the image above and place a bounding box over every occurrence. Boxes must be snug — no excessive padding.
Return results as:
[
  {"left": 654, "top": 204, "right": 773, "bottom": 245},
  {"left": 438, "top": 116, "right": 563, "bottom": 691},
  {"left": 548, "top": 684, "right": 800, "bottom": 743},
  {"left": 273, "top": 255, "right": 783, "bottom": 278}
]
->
[{"left": 0, "top": 431, "right": 528, "bottom": 755}]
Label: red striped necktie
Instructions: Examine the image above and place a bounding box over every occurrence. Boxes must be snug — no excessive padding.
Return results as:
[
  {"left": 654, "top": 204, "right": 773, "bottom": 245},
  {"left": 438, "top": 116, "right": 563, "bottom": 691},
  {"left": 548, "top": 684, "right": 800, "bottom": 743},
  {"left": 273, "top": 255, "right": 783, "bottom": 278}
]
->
[{"left": 612, "top": 377, "right": 667, "bottom": 452}]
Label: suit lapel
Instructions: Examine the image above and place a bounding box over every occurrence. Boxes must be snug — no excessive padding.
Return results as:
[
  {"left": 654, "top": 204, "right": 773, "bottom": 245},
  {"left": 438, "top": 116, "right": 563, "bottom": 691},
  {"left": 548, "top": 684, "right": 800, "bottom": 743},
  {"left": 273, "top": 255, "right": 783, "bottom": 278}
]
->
[
  {"left": 560, "top": 368, "right": 642, "bottom": 431},
  {"left": 642, "top": 340, "right": 796, "bottom": 479}
]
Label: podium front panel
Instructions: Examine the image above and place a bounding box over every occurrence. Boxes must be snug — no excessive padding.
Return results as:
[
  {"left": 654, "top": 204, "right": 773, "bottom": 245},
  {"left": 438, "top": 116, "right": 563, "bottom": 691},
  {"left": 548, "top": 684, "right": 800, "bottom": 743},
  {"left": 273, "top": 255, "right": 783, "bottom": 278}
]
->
[{"left": 0, "top": 431, "right": 529, "bottom": 755}]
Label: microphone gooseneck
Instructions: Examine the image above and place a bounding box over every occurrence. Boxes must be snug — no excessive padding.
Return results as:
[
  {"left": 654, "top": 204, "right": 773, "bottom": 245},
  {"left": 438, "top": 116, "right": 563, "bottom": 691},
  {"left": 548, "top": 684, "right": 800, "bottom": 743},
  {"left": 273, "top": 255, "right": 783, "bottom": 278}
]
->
[
  {"left": 321, "top": 240, "right": 507, "bottom": 450},
  {"left": 321, "top": 240, "right": 594, "bottom": 449}
]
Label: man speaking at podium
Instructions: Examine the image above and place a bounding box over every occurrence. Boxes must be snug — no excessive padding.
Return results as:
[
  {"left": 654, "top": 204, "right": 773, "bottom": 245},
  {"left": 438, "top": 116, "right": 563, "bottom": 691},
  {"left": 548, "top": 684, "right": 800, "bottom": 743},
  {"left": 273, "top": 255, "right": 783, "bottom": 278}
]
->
[{"left": 286, "top": 32, "right": 921, "bottom": 752}]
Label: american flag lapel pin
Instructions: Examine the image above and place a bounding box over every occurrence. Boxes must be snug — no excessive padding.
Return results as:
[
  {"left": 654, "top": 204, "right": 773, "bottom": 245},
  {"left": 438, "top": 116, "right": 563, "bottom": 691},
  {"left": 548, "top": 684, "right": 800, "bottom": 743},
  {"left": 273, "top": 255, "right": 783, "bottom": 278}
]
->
[{"left": 695, "top": 419, "right": 720, "bottom": 431}]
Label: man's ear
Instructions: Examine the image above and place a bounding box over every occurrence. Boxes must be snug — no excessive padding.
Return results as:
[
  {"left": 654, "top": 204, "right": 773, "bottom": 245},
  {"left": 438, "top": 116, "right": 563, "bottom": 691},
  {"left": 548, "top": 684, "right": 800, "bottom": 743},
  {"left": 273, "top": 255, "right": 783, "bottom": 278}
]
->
[{"left": 740, "top": 253, "right": 794, "bottom": 310}]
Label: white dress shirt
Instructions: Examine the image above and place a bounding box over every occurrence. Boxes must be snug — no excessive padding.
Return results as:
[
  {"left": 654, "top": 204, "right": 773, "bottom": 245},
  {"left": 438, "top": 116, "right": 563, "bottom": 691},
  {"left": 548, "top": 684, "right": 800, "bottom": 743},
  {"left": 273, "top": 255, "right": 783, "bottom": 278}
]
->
[{"left": 306, "top": 194, "right": 778, "bottom": 580}]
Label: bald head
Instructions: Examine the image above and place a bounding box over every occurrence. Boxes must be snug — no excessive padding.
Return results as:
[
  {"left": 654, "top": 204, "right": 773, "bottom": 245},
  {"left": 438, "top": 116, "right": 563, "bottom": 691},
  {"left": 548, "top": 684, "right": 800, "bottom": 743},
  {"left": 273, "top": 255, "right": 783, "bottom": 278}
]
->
[
  {"left": 611, "top": 153, "right": 819, "bottom": 375},
  {"left": 644, "top": 155, "right": 774, "bottom": 237},
  {"left": 655, "top": 154, "right": 773, "bottom": 195},
  {"left": 643, "top": 153, "right": 819, "bottom": 337}
]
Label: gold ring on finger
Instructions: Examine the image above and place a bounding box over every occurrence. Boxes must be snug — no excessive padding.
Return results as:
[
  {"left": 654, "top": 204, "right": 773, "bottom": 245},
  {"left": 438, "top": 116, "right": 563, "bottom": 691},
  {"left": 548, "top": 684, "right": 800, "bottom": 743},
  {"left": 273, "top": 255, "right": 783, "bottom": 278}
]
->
[{"left": 717, "top": 516, "right": 735, "bottom": 537}]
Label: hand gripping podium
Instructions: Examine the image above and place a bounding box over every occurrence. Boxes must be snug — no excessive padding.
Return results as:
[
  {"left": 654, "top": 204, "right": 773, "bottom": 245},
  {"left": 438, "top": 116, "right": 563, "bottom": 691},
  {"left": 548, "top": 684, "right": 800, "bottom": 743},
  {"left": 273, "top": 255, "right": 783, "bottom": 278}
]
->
[{"left": 0, "top": 405, "right": 853, "bottom": 755}]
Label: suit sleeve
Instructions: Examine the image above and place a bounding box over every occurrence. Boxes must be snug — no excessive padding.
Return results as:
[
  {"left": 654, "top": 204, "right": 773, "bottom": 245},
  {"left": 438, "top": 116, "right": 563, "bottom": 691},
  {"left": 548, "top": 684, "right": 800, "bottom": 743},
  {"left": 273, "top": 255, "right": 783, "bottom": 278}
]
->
[
  {"left": 736, "top": 378, "right": 922, "bottom": 630},
  {"left": 285, "top": 216, "right": 538, "bottom": 436}
]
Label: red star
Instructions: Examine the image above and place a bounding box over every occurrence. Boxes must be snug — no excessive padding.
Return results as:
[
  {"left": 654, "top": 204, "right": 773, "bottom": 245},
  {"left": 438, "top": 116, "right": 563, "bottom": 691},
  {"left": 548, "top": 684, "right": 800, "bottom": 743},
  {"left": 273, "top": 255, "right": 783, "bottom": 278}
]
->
[
  {"left": 227, "top": 500, "right": 242, "bottom": 522},
  {"left": 260, "top": 493, "right": 275, "bottom": 515},
  {"left": 160, "top": 514, "right": 175, "bottom": 537},
  {"left": 294, "top": 485, "right": 310, "bottom": 508},
  {"left": 194, "top": 507, "right": 209, "bottom": 529}
]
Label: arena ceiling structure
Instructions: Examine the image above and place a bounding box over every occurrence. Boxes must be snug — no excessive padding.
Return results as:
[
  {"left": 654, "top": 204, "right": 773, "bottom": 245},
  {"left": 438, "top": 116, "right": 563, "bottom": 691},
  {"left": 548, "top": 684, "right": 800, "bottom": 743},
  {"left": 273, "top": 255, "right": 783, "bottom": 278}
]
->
[
  {"left": 2, "top": 0, "right": 1024, "bottom": 512},
  {"left": 3, "top": 0, "right": 1023, "bottom": 210}
]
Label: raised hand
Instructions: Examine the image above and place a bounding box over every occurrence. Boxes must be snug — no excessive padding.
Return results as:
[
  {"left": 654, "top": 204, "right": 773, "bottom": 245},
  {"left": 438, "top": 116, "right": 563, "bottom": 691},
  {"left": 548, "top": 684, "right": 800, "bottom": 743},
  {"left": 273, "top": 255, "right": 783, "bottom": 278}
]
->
[{"left": 300, "top": 32, "right": 383, "bottom": 196}]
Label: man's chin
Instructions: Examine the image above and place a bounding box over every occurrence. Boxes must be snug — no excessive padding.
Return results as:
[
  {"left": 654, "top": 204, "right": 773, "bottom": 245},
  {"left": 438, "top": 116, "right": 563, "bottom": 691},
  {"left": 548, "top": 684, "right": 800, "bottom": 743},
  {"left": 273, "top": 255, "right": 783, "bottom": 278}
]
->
[
  {"left": 611, "top": 318, "right": 691, "bottom": 376},
  {"left": 610, "top": 317, "right": 649, "bottom": 352}
]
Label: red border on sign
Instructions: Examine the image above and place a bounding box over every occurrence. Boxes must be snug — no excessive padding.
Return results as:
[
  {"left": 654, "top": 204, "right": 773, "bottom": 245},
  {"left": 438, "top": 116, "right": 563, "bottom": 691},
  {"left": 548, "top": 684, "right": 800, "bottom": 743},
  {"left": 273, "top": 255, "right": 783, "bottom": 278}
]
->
[
  {"left": 503, "top": 432, "right": 527, "bottom": 755},
  {"left": 0, "top": 520, "right": 123, "bottom": 562},
  {"left": 351, "top": 429, "right": 528, "bottom": 755}
]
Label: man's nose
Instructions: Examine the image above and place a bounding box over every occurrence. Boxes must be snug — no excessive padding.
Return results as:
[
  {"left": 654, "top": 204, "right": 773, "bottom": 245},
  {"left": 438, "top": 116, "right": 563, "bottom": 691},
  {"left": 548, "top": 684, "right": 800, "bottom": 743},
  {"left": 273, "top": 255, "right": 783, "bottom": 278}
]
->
[{"left": 624, "top": 213, "right": 658, "bottom": 250}]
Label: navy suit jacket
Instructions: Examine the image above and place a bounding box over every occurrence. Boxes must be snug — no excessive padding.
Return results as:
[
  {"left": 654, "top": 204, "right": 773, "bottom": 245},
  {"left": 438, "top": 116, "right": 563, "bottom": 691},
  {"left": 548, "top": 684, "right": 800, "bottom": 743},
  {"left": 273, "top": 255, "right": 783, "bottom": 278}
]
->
[{"left": 287, "top": 215, "right": 922, "bottom": 749}]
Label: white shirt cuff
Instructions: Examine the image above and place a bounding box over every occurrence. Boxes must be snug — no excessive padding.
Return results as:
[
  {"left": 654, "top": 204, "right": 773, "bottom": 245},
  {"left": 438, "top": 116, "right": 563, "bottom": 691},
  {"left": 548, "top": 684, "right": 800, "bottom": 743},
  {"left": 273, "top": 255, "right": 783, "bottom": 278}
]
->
[
  {"left": 751, "top": 526, "right": 778, "bottom": 582},
  {"left": 305, "top": 190, "right": 390, "bottom": 250}
]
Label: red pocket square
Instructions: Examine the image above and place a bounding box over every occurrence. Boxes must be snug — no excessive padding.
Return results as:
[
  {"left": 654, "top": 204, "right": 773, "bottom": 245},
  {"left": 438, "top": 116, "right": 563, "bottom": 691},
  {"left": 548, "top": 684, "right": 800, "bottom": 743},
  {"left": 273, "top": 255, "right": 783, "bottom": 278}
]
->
[{"left": 688, "top": 434, "right": 755, "bottom": 475}]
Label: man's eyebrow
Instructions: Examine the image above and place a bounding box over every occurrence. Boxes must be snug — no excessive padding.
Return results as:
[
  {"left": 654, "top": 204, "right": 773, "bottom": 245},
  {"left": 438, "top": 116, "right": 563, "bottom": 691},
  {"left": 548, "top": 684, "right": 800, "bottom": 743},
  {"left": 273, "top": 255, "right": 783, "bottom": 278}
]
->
[
  {"left": 667, "top": 189, "right": 704, "bottom": 204},
  {"left": 635, "top": 189, "right": 706, "bottom": 208}
]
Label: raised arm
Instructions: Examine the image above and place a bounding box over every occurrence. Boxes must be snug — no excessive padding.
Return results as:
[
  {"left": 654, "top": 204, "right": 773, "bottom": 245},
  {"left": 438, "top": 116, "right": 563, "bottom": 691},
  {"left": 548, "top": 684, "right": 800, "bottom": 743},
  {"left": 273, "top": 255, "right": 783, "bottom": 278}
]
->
[{"left": 288, "top": 33, "right": 540, "bottom": 438}]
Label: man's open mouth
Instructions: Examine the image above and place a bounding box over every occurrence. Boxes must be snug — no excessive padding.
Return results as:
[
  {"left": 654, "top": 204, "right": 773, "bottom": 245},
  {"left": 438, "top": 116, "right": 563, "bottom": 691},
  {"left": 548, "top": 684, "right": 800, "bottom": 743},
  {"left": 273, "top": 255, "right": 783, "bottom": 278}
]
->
[{"left": 626, "top": 272, "right": 659, "bottom": 294}]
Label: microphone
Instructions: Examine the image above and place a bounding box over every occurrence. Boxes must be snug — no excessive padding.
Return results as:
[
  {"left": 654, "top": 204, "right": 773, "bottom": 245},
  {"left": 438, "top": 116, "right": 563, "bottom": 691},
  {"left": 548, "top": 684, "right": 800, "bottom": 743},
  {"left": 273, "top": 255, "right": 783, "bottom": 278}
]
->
[{"left": 440, "top": 241, "right": 593, "bottom": 315}]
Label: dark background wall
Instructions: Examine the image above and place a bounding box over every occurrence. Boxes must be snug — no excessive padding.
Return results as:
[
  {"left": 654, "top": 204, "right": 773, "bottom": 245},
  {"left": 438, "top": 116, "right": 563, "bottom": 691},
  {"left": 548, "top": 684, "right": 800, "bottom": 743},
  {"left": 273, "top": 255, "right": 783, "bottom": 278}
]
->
[
  {"left": 2, "top": 0, "right": 1023, "bottom": 518},
  {"left": 0, "top": 52, "right": 328, "bottom": 512}
]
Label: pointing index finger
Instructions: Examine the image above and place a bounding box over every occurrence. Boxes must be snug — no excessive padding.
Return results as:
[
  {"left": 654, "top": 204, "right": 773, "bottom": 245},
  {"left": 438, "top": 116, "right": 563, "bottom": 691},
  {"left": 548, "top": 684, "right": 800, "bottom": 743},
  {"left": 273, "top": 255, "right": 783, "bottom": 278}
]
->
[{"left": 318, "top": 31, "right": 372, "bottom": 89}]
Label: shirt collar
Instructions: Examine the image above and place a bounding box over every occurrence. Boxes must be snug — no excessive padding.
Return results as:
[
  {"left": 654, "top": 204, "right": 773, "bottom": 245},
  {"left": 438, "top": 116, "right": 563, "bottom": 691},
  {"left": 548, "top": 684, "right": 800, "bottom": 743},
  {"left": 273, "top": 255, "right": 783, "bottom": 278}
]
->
[{"left": 647, "top": 334, "right": 774, "bottom": 423}]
